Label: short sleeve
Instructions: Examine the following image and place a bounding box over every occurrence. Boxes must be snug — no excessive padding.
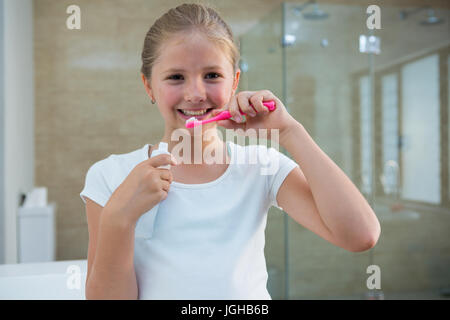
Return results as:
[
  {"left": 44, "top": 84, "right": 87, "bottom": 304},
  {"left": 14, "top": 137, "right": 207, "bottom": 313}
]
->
[
  {"left": 79, "top": 160, "right": 112, "bottom": 207},
  {"left": 264, "top": 147, "right": 298, "bottom": 210}
]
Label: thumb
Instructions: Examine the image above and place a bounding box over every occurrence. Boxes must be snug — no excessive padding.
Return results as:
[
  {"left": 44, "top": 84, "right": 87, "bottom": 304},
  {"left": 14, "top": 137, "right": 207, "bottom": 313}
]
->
[
  {"left": 216, "top": 119, "right": 246, "bottom": 130},
  {"left": 211, "top": 108, "right": 224, "bottom": 117},
  {"left": 148, "top": 154, "right": 177, "bottom": 168}
]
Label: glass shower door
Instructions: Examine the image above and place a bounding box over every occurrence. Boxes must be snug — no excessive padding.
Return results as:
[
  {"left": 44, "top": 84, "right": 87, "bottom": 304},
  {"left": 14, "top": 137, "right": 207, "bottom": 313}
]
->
[
  {"left": 281, "top": 2, "right": 375, "bottom": 299},
  {"left": 240, "top": 2, "right": 450, "bottom": 299},
  {"left": 240, "top": 2, "right": 374, "bottom": 299}
]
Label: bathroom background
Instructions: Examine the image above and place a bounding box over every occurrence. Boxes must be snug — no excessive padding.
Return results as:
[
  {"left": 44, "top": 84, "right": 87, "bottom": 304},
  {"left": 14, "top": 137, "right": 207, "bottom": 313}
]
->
[{"left": 0, "top": 0, "right": 449, "bottom": 299}]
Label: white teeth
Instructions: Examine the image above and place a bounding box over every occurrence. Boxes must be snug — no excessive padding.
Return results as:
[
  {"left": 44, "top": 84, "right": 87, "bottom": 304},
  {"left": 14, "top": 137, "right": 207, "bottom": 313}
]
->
[{"left": 180, "top": 109, "right": 208, "bottom": 116}]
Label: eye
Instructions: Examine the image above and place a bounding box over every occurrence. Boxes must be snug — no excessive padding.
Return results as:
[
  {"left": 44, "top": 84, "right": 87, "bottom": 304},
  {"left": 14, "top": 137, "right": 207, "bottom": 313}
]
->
[
  {"left": 206, "top": 72, "right": 220, "bottom": 79},
  {"left": 166, "top": 73, "right": 221, "bottom": 81},
  {"left": 168, "top": 74, "right": 183, "bottom": 80}
]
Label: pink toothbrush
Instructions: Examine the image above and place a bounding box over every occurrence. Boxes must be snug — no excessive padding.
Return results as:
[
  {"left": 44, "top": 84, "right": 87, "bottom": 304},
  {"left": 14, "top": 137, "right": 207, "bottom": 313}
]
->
[{"left": 185, "top": 100, "right": 276, "bottom": 128}]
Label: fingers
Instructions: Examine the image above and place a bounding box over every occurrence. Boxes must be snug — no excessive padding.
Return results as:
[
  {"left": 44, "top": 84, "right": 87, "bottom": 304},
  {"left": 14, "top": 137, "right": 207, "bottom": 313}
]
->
[
  {"left": 230, "top": 91, "right": 275, "bottom": 120},
  {"left": 237, "top": 93, "right": 256, "bottom": 117},
  {"left": 160, "top": 180, "right": 170, "bottom": 193},
  {"left": 211, "top": 108, "right": 223, "bottom": 117},
  {"left": 249, "top": 92, "right": 271, "bottom": 115},
  {"left": 216, "top": 118, "right": 246, "bottom": 130},
  {"left": 228, "top": 94, "right": 244, "bottom": 123},
  {"left": 158, "top": 168, "right": 172, "bottom": 183},
  {"left": 149, "top": 168, "right": 171, "bottom": 194}
]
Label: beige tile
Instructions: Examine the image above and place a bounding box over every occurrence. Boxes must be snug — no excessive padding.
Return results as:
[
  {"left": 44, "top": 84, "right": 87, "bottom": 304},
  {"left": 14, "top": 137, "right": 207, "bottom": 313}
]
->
[{"left": 56, "top": 225, "right": 89, "bottom": 261}]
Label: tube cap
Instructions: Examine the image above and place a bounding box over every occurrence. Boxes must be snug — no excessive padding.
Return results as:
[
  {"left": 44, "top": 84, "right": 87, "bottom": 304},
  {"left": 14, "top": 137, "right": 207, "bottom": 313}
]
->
[{"left": 159, "top": 142, "right": 168, "bottom": 152}]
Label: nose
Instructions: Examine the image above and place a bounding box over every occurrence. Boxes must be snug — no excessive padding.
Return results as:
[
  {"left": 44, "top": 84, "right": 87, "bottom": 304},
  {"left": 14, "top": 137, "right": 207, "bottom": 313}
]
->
[{"left": 184, "top": 77, "right": 206, "bottom": 104}]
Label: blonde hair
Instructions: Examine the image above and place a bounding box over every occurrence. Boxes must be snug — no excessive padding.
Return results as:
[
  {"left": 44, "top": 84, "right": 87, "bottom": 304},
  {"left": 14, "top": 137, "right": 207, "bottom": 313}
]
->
[{"left": 140, "top": 3, "right": 240, "bottom": 80}]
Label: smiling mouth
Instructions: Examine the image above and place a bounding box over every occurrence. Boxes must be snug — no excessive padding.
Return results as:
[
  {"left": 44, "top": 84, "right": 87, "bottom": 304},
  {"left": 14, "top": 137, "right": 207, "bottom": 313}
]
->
[
  {"left": 177, "top": 108, "right": 214, "bottom": 120},
  {"left": 178, "top": 108, "right": 213, "bottom": 116}
]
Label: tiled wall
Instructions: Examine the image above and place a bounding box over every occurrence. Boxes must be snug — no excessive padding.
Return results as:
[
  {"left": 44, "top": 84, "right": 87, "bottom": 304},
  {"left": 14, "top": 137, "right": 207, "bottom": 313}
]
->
[{"left": 35, "top": 0, "right": 170, "bottom": 260}]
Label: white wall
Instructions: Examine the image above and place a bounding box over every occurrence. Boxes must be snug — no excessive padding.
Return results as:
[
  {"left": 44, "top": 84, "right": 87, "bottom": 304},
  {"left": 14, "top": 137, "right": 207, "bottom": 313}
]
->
[{"left": 1, "top": 0, "right": 35, "bottom": 264}]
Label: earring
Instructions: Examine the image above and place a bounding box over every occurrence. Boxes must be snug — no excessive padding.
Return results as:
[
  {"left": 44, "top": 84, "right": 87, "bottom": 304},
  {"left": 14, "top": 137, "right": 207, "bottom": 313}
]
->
[{"left": 151, "top": 98, "right": 156, "bottom": 104}]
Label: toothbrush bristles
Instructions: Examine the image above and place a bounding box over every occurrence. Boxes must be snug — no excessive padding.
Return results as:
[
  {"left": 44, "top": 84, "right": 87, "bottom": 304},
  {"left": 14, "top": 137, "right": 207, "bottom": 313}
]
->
[{"left": 185, "top": 116, "right": 202, "bottom": 128}]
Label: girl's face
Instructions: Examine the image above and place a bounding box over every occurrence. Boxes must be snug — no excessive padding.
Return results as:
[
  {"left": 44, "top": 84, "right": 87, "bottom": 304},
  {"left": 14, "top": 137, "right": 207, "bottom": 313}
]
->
[{"left": 143, "top": 32, "right": 240, "bottom": 132}]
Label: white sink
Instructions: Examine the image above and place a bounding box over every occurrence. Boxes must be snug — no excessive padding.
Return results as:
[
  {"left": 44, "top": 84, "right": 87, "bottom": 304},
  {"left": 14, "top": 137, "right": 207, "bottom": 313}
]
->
[{"left": 0, "top": 259, "right": 87, "bottom": 300}]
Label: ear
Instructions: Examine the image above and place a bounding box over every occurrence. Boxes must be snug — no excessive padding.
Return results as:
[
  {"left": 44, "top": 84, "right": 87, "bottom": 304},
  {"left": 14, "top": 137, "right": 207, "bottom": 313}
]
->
[
  {"left": 232, "top": 69, "right": 241, "bottom": 93},
  {"left": 141, "top": 73, "right": 153, "bottom": 98}
]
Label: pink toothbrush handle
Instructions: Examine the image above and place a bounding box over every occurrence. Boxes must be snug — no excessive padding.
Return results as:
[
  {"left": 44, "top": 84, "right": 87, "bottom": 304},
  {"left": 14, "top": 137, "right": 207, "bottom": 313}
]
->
[{"left": 186, "top": 100, "right": 276, "bottom": 128}]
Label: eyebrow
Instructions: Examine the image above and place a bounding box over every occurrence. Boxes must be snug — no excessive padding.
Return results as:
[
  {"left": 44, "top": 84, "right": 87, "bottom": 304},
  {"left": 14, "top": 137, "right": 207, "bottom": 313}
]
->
[{"left": 163, "top": 65, "right": 224, "bottom": 74}]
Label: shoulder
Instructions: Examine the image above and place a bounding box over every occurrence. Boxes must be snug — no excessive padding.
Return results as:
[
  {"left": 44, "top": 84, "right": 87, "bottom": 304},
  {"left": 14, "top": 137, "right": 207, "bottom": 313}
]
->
[
  {"left": 227, "top": 141, "right": 289, "bottom": 179},
  {"left": 227, "top": 140, "right": 269, "bottom": 156},
  {"left": 83, "top": 144, "right": 148, "bottom": 193},
  {"left": 86, "top": 144, "right": 148, "bottom": 176},
  {"left": 228, "top": 141, "right": 283, "bottom": 162},
  {"left": 86, "top": 155, "right": 112, "bottom": 175},
  {"left": 110, "top": 144, "right": 148, "bottom": 165}
]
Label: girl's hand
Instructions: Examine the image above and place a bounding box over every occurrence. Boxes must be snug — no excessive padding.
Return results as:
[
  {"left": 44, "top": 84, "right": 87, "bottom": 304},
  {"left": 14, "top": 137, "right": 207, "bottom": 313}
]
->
[
  {"left": 214, "top": 90, "right": 297, "bottom": 140},
  {"left": 104, "top": 154, "right": 177, "bottom": 225}
]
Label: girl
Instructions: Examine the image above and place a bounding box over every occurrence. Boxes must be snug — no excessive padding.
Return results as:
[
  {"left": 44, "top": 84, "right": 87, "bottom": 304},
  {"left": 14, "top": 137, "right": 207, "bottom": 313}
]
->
[{"left": 80, "top": 3, "right": 380, "bottom": 300}]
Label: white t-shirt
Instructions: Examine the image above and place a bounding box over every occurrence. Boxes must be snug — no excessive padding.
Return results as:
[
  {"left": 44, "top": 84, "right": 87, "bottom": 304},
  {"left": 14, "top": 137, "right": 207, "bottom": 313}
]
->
[{"left": 80, "top": 141, "right": 298, "bottom": 299}]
